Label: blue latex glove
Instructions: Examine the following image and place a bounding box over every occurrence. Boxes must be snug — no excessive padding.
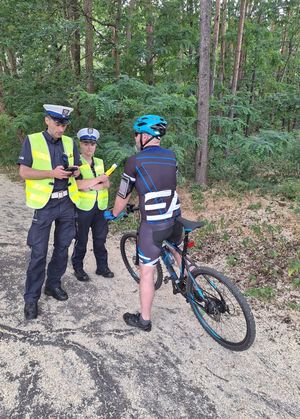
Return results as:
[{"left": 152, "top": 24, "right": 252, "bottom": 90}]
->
[{"left": 104, "top": 210, "right": 126, "bottom": 221}]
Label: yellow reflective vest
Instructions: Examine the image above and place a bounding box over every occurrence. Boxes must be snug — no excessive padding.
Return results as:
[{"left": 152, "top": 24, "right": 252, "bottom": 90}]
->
[
  {"left": 77, "top": 156, "right": 109, "bottom": 211},
  {"left": 25, "top": 132, "right": 79, "bottom": 209}
]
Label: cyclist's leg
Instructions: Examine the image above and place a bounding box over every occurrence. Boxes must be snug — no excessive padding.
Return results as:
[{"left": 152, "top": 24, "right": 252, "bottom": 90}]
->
[
  {"left": 137, "top": 222, "right": 162, "bottom": 321},
  {"left": 139, "top": 264, "right": 156, "bottom": 321}
]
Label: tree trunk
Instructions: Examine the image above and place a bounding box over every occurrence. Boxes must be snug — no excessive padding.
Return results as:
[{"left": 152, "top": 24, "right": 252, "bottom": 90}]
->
[
  {"left": 112, "top": 0, "right": 121, "bottom": 80},
  {"left": 218, "top": 0, "right": 227, "bottom": 89},
  {"left": 126, "top": 0, "right": 135, "bottom": 47},
  {"left": 145, "top": 22, "right": 154, "bottom": 85},
  {"left": 229, "top": 0, "right": 247, "bottom": 118},
  {"left": 245, "top": 11, "right": 262, "bottom": 136},
  {"left": 0, "top": 48, "right": 10, "bottom": 75},
  {"left": 6, "top": 48, "right": 17, "bottom": 75},
  {"left": 210, "top": 0, "right": 221, "bottom": 96},
  {"left": 195, "top": 0, "right": 212, "bottom": 186},
  {"left": 84, "top": 0, "right": 94, "bottom": 93},
  {"left": 245, "top": 66, "right": 256, "bottom": 136},
  {"left": 145, "top": 1, "right": 154, "bottom": 85},
  {"left": 187, "top": 0, "right": 195, "bottom": 63},
  {"left": 66, "top": 0, "right": 81, "bottom": 79}
]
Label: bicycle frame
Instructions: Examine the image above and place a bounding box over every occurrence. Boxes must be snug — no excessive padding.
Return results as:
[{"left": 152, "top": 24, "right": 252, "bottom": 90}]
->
[
  {"left": 163, "top": 234, "right": 213, "bottom": 304},
  {"left": 161, "top": 231, "right": 201, "bottom": 294}
]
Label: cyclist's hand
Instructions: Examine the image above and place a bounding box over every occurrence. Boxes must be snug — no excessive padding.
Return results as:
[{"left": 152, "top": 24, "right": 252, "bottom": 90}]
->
[{"left": 104, "top": 210, "right": 126, "bottom": 221}]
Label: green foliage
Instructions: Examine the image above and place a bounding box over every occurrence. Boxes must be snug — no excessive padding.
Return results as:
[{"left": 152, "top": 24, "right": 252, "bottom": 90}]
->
[
  {"left": 287, "top": 259, "right": 300, "bottom": 277},
  {"left": 247, "top": 202, "right": 262, "bottom": 210},
  {"left": 0, "top": 113, "right": 19, "bottom": 164},
  {"left": 241, "top": 130, "right": 292, "bottom": 157},
  {"left": 209, "top": 129, "right": 299, "bottom": 196},
  {"left": 226, "top": 255, "right": 239, "bottom": 267},
  {"left": 287, "top": 302, "right": 300, "bottom": 312},
  {"left": 274, "top": 180, "right": 300, "bottom": 201},
  {"left": 245, "top": 287, "right": 276, "bottom": 301},
  {"left": 0, "top": 0, "right": 299, "bottom": 196},
  {"left": 189, "top": 183, "right": 205, "bottom": 211},
  {"left": 71, "top": 78, "right": 198, "bottom": 171},
  {"left": 292, "top": 278, "right": 300, "bottom": 288}
]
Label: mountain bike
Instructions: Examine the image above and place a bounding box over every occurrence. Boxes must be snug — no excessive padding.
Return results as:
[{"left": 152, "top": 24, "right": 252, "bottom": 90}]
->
[{"left": 120, "top": 205, "right": 256, "bottom": 351}]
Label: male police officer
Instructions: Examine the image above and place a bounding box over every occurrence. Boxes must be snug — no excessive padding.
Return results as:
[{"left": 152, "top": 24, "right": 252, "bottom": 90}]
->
[
  {"left": 18, "top": 104, "right": 80, "bottom": 320},
  {"left": 72, "top": 128, "right": 113, "bottom": 281},
  {"left": 105, "top": 115, "right": 181, "bottom": 332}
]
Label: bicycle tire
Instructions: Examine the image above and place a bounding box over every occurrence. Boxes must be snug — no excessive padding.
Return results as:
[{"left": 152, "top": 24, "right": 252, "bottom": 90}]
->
[
  {"left": 120, "top": 232, "right": 164, "bottom": 290},
  {"left": 186, "top": 266, "right": 256, "bottom": 351}
]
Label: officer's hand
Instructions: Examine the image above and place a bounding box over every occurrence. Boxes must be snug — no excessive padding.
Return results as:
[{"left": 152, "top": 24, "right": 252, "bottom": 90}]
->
[
  {"left": 95, "top": 179, "right": 110, "bottom": 189},
  {"left": 97, "top": 174, "right": 109, "bottom": 183},
  {"left": 52, "top": 165, "right": 72, "bottom": 179},
  {"left": 104, "top": 210, "right": 126, "bottom": 221},
  {"left": 72, "top": 168, "right": 80, "bottom": 178},
  {"left": 92, "top": 184, "right": 104, "bottom": 191}
]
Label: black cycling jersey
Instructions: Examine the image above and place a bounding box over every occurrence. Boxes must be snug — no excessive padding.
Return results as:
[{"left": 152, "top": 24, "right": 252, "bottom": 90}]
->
[{"left": 123, "top": 145, "right": 181, "bottom": 223}]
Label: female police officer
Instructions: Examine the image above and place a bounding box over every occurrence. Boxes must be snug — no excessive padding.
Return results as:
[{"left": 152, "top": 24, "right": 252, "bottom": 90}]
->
[
  {"left": 18, "top": 104, "right": 81, "bottom": 320},
  {"left": 71, "top": 128, "right": 114, "bottom": 282}
]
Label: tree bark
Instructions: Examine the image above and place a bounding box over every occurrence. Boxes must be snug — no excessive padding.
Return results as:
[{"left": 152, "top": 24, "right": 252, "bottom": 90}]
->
[
  {"left": 65, "top": 0, "right": 81, "bottom": 79},
  {"left": 84, "top": 0, "right": 94, "bottom": 93},
  {"left": 145, "top": 2, "right": 154, "bottom": 85},
  {"left": 229, "top": 0, "right": 247, "bottom": 118},
  {"left": 219, "top": 0, "right": 227, "bottom": 89},
  {"left": 126, "top": 0, "right": 135, "bottom": 47},
  {"left": 6, "top": 48, "right": 17, "bottom": 75},
  {"left": 112, "top": 0, "right": 121, "bottom": 80},
  {"left": 195, "top": 0, "right": 212, "bottom": 185},
  {"left": 210, "top": 0, "right": 221, "bottom": 96},
  {"left": 145, "top": 22, "right": 154, "bottom": 85}
]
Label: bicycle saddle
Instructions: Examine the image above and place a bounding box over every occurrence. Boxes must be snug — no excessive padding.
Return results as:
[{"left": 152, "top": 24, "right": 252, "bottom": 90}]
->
[{"left": 176, "top": 216, "right": 205, "bottom": 232}]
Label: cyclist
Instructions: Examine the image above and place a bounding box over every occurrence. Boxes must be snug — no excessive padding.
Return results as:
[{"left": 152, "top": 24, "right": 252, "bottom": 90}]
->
[{"left": 104, "top": 114, "right": 182, "bottom": 331}]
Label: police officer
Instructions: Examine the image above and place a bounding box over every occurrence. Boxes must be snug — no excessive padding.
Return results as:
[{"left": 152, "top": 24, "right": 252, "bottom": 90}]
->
[
  {"left": 72, "top": 128, "right": 114, "bottom": 281},
  {"left": 18, "top": 104, "right": 81, "bottom": 320}
]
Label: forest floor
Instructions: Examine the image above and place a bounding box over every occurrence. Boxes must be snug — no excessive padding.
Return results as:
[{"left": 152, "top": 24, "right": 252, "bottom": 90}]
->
[{"left": 0, "top": 171, "right": 299, "bottom": 418}]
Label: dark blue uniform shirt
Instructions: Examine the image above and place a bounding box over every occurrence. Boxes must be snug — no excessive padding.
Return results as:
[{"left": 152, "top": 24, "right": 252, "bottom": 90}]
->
[{"left": 18, "top": 130, "right": 81, "bottom": 192}]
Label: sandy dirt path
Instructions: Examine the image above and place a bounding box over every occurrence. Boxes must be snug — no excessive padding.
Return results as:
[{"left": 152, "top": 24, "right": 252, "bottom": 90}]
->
[{"left": 0, "top": 173, "right": 299, "bottom": 418}]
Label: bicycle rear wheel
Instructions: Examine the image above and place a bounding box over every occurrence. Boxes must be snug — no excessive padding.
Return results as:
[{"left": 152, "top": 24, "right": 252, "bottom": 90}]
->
[
  {"left": 186, "top": 267, "right": 256, "bottom": 351},
  {"left": 120, "top": 232, "right": 163, "bottom": 290}
]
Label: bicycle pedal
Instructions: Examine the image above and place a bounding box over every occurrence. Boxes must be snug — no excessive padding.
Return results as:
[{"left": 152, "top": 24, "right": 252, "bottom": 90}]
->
[{"left": 164, "top": 276, "right": 170, "bottom": 284}]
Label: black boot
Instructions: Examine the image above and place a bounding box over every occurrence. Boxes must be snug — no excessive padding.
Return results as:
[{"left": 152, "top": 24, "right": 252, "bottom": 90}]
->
[
  {"left": 24, "top": 302, "right": 38, "bottom": 320},
  {"left": 74, "top": 267, "right": 90, "bottom": 282},
  {"left": 95, "top": 267, "right": 114, "bottom": 278}
]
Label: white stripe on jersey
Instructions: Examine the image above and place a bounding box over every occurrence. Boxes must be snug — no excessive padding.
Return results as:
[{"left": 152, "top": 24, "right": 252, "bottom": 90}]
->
[
  {"left": 144, "top": 189, "right": 172, "bottom": 202},
  {"left": 146, "top": 191, "right": 180, "bottom": 221},
  {"left": 145, "top": 202, "right": 166, "bottom": 211}
]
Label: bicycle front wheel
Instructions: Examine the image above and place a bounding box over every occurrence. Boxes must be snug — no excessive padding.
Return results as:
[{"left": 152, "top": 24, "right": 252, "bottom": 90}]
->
[
  {"left": 120, "top": 232, "right": 163, "bottom": 290},
  {"left": 187, "top": 267, "right": 256, "bottom": 351}
]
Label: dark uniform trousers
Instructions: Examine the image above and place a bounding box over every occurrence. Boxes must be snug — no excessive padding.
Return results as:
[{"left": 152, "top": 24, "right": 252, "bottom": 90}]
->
[
  {"left": 72, "top": 203, "right": 108, "bottom": 271},
  {"left": 25, "top": 196, "right": 76, "bottom": 302}
]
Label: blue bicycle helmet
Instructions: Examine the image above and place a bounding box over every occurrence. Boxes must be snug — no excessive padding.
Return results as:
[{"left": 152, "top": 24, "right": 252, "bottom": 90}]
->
[{"left": 133, "top": 114, "right": 168, "bottom": 138}]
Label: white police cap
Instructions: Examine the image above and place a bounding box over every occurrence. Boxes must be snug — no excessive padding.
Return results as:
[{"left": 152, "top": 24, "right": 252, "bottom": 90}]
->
[
  {"left": 77, "top": 128, "right": 100, "bottom": 142},
  {"left": 43, "top": 104, "right": 73, "bottom": 124}
]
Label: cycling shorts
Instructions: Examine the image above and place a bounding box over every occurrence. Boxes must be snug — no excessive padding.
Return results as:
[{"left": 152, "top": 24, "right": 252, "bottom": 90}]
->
[{"left": 137, "top": 220, "right": 182, "bottom": 266}]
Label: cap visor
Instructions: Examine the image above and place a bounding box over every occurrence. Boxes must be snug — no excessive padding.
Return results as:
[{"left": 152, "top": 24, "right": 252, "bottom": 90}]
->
[{"left": 50, "top": 116, "right": 71, "bottom": 125}]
